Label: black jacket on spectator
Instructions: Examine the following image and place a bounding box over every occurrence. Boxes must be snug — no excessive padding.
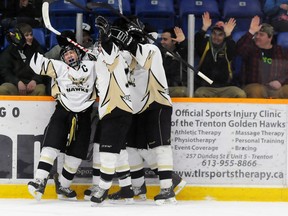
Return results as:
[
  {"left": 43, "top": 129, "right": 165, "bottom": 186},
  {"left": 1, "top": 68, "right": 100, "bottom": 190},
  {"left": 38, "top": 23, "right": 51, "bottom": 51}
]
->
[
  {"left": 195, "top": 29, "right": 237, "bottom": 89},
  {"left": 0, "top": 40, "right": 45, "bottom": 86},
  {"left": 1, "top": 0, "right": 40, "bottom": 29},
  {"left": 160, "top": 40, "right": 188, "bottom": 87}
]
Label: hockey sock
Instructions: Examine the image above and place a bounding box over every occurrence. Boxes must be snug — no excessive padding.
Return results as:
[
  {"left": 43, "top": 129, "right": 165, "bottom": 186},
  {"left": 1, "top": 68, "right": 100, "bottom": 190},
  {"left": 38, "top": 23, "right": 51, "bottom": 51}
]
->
[
  {"left": 116, "top": 149, "right": 132, "bottom": 187},
  {"left": 138, "top": 148, "right": 158, "bottom": 170},
  {"left": 92, "top": 143, "right": 101, "bottom": 185},
  {"left": 59, "top": 154, "right": 82, "bottom": 188},
  {"left": 35, "top": 147, "right": 60, "bottom": 180},
  {"left": 154, "top": 146, "right": 173, "bottom": 189},
  {"left": 99, "top": 152, "right": 117, "bottom": 190},
  {"left": 127, "top": 147, "right": 145, "bottom": 187}
]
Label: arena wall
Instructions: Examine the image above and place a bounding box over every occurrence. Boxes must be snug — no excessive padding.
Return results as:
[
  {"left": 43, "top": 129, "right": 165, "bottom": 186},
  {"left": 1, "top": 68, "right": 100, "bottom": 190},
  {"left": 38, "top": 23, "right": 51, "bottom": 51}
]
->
[{"left": 1, "top": 96, "right": 288, "bottom": 201}]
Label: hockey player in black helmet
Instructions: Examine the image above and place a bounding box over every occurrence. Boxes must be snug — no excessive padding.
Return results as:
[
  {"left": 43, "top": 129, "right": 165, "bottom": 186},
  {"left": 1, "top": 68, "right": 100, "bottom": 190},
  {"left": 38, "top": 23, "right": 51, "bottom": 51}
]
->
[
  {"left": 86, "top": 15, "right": 135, "bottom": 206},
  {"left": 60, "top": 44, "right": 81, "bottom": 69},
  {"left": 113, "top": 15, "right": 185, "bottom": 205},
  {"left": 27, "top": 40, "right": 98, "bottom": 201},
  {"left": 122, "top": 19, "right": 178, "bottom": 205}
]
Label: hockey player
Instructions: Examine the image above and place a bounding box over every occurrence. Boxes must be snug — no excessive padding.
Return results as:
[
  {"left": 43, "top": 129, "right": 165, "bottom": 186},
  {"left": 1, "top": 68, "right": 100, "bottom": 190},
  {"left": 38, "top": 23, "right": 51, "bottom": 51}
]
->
[
  {"left": 107, "top": 21, "right": 186, "bottom": 202},
  {"left": 27, "top": 43, "right": 98, "bottom": 201},
  {"left": 92, "top": 16, "right": 178, "bottom": 205},
  {"left": 88, "top": 16, "right": 135, "bottom": 205}
]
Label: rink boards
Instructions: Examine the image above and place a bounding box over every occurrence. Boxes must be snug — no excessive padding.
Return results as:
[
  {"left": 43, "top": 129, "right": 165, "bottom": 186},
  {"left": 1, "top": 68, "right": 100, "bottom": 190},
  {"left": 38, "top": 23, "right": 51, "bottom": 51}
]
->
[{"left": 1, "top": 96, "right": 288, "bottom": 201}]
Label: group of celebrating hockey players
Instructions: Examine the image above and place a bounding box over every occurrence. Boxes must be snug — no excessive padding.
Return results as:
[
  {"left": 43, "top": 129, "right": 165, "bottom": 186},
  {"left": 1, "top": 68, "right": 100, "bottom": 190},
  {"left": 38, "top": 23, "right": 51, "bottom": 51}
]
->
[{"left": 11, "top": 12, "right": 187, "bottom": 206}]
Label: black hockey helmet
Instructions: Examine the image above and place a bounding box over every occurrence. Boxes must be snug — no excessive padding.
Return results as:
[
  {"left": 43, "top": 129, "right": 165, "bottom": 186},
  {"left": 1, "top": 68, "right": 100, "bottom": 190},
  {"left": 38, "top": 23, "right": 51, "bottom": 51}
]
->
[{"left": 60, "top": 44, "right": 81, "bottom": 68}]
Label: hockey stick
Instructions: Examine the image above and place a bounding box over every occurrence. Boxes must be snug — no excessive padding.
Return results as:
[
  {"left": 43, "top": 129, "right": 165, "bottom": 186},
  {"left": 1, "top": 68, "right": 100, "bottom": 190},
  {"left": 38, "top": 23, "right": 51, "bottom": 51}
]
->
[
  {"left": 65, "top": 0, "right": 213, "bottom": 84},
  {"left": 118, "top": 0, "right": 123, "bottom": 15},
  {"left": 42, "top": 2, "right": 97, "bottom": 61}
]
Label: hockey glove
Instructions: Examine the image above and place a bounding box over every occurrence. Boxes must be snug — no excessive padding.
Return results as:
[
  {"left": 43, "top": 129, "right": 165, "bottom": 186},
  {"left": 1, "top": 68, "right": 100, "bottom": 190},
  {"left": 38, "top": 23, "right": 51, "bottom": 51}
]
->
[
  {"left": 110, "top": 26, "right": 133, "bottom": 49},
  {"left": 127, "top": 18, "right": 145, "bottom": 40},
  {"left": 95, "top": 16, "right": 111, "bottom": 38},
  {"left": 6, "top": 27, "right": 25, "bottom": 49},
  {"left": 110, "top": 26, "right": 137, "bottom": 55}
]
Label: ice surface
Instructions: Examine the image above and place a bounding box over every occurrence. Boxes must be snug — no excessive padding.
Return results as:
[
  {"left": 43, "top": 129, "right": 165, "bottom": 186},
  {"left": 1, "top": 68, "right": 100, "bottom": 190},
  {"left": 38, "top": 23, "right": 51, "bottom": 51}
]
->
[{"left": 0, "top": 199, "right": 288, "bottom": 216}]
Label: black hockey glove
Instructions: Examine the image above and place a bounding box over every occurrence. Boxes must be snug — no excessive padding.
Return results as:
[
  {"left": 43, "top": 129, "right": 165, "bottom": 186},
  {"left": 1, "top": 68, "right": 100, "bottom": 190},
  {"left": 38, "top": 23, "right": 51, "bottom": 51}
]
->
[
  {"left": 110, "top": 26, "right": 137, "bottom": 55},
  {"left": 6, "top": 27, "right": 25, "bottom": 49},
  {"left": 126, "top": 18, "right": 145, "bottom": 43},
  {"left": 110, "top": 26, "right": 133, "bottom": 49},
  {"left": 95, "top": 16, "right": 111, "bottom": 38}
]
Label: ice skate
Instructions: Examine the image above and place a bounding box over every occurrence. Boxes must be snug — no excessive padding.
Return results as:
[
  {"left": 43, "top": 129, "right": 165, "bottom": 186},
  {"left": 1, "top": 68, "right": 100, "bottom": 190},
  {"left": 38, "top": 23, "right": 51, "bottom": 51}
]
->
[
  {"left": 154, "top": 186, "right": 177, "bottom": 205},
  {"left": 84, "top": 185, "right": 100, "bottom": 201},
  {"left": 90, "top": 187, "right": 108, "bottom": 206},
  {"left": 28, "top": 176, "right": 49, "bottom": 201},
  {"left": 133, "top": 182, "right": 147, "bottom": 200},
  {"left": 108, "top": 185, "right": 134, "bottom": 204},
  {"left": 172, "top": 172, "right": 187, "bottom": 195},
  {"left": 53, "top": 173, "right": 77, "bottom": 201}
]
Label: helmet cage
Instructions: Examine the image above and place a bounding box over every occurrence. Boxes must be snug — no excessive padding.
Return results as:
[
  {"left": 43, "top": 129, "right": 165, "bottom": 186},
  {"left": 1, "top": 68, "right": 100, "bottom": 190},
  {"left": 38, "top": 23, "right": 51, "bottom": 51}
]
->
[{"left": 60, "top": 45, "right": 81, "bottom": 68}]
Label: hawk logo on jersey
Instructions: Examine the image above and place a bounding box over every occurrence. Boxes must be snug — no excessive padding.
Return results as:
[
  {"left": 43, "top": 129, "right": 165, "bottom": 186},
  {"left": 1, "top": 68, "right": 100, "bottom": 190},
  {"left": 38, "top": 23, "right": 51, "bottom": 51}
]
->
[
  {"left": 68, "top": 74, "right": 89, "bottom": 86},
  {"left": 66, "top": 74, "right": 90, "bottom": 93}
]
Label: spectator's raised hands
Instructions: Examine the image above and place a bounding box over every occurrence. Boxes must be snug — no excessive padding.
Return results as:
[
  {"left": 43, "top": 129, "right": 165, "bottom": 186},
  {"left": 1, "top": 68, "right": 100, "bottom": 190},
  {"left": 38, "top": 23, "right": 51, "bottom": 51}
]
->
[
  {"left": 280, "top": 4, "right": 288, "bottom": 11},
  {"left": 202, "top": 12, "right": 212, "bottom": 31},
  {"left": 224, "top": 18, "right": 236, "bottom": 37},
  {"left": 249, "top": 16, "right": 262, "bottom": 35},
  {"left": 172, "top": 27, "right": 185, "bottom": 43}
]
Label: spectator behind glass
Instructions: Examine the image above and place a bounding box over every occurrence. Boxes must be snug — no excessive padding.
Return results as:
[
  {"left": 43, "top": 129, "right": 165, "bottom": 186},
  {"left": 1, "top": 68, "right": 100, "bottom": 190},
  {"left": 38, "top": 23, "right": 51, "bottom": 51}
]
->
[
  {"left": 1, "top": 0, "right": 40, "bottom": 30},
  {"left": 80, "top": 22, "right": 99, "bottom": 61},
  {"left": 237, "top": 16, "right": 288, "bottom": 98},
  {"left": 0, "top": 23, "right": 46, "bottom": 95},
  {"left": 160, "top": 27, "right": 188, "bottom": 97},
  {"left": 81, "top": 22, "right": 94, "bottom": 49},
  {"left": 194, "top": 12, "right": 246, "bottom": 98},
  {"left": 263, "top": 0, "right": 288, "bottom": 32}
]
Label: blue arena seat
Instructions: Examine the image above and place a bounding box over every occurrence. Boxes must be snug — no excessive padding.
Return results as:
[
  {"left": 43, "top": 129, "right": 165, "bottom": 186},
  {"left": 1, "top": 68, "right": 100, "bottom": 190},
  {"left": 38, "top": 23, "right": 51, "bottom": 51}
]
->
[
  {"left": 217, "top": 0, "right": 225, "bottom": 10},
  {"left": 49, "top": 0, "right": 88, "bottom": 29},
  {"left": 232, "top": 30, "right": 246, "bottom": 42},
  {"left": 222, "top": 0, "right": 263, "bottom": 31},
  {"left": 134, "top": 0, "right": 175, "bottom": 32},
  {"left": 48, "top": 29, "right": 75, "bottom": 50},
  {"left": 48, "top": 33, "right": 58, "bottom": 50},
  {"left": 277, "top": 32, "right": 288, "bottom": 48},
  {"left": 88, "top": 0, "right": 131, "bottom": 15},
  {"left": 179, "top": 0, "right": 220, "bottom": 36},
  {"left": 231, "top": 30, "right": 247, "bottom": 85},
  {"left": 87, "top": 0, "right": 131, "bottom": 26},
  {"left": 32, "top": 28, "right": 47, "bottom": 51}
]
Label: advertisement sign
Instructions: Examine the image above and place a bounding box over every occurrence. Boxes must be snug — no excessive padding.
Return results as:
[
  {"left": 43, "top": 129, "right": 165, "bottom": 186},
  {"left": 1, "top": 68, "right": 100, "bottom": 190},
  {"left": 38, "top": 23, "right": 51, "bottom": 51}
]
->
[
  {"left": 172, "top": 102, "right": 287, "bottom": 185},
  {"left": 0, "top": 100, "right": 55, "bottom": 181}
]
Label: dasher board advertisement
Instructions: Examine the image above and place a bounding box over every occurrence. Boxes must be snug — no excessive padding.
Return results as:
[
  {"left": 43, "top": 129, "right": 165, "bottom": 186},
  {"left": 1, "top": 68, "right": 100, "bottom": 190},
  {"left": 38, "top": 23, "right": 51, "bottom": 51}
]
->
[{"left": 172, "top": 102, "right": 287, "bottom": 186}]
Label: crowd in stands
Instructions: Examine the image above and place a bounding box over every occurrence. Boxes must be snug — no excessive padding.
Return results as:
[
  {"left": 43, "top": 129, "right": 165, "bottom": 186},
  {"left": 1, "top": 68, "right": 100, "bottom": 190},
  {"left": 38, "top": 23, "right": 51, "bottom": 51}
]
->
[{"left": 1, "top": 0, "right": 288, "bottom": 99}]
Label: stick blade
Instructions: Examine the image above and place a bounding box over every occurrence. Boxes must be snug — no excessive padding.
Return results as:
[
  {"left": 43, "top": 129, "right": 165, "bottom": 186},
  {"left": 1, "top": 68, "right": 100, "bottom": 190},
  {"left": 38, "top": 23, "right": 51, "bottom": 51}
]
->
[{"left": 42, "top": 2, "right": 61, "bottom": 35}]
